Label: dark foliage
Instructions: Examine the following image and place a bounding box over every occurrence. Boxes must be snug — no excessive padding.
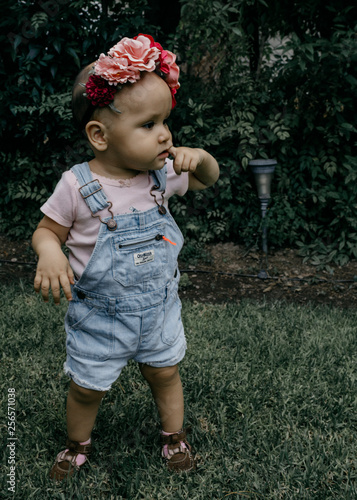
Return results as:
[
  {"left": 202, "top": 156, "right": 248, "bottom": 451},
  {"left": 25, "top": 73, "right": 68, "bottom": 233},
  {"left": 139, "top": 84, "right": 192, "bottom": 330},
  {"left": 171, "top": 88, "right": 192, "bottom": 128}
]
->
[{"left": 0, "top": 0, "right": 356, "bottom": 267}]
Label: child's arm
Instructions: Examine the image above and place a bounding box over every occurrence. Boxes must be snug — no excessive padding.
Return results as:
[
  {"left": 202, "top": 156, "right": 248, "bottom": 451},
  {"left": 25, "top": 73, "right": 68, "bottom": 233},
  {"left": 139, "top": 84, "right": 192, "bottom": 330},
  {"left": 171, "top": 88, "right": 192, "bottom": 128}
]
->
[
  {"left": 32, "top": 216, "right": 74, "bottom": 304},
  {"left": 168, "top": 146, "right": 219, "bottom": 191}
]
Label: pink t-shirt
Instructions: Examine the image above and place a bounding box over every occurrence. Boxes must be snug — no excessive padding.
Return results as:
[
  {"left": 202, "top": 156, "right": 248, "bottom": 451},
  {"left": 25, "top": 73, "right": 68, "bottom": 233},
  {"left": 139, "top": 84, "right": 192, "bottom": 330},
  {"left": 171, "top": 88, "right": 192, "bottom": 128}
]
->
[{"left": 41, "top": 160, "right": 189, "bottom": 278}]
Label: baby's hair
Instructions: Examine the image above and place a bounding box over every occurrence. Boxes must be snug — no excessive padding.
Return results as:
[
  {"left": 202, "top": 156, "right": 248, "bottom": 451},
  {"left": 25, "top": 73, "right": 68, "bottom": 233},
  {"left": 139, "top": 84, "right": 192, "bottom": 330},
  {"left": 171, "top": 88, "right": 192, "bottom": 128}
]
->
[
  {"left": 72, "top": 63, "right": 122, "bottom": 131},
  {"left": 72, "top": 63, "right": 98, "bottom": 130}
]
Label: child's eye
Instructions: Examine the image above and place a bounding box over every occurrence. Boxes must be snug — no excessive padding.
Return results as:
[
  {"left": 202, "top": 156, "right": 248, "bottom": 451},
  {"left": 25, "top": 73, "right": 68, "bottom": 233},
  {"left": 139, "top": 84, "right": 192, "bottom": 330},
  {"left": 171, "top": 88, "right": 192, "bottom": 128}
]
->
[{"left": 143, "top": 121, "right": 155, "bottom": 129}]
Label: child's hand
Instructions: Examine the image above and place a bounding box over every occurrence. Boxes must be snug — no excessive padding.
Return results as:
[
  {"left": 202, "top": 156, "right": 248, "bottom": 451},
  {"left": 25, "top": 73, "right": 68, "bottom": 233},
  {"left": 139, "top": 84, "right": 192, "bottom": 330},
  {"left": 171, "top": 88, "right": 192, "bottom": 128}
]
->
[
  {"left": 32, "top": 217, "right": 74, "bottom": 304},
  {"left": 168, "top": 146, "right": 203, "bottom": 175},
  {"left": 168, "top": 146, "right": 220, "bottom": 191},
  {"left": 34, "top": 248, "right": 74, "bottom": 304}
]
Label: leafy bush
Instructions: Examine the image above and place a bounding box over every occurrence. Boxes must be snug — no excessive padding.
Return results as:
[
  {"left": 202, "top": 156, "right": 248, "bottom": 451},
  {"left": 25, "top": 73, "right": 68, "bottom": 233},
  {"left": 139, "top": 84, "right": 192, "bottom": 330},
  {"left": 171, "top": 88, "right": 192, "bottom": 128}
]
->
[
  {"left": 168, "top": 0, "right": 357, "bottom": 267},
  {"left": 0, "top": 0, "right": 158, "bottom": 238},
  {"left": 1, "top": 0, "right": 356, "bottom": 268}
]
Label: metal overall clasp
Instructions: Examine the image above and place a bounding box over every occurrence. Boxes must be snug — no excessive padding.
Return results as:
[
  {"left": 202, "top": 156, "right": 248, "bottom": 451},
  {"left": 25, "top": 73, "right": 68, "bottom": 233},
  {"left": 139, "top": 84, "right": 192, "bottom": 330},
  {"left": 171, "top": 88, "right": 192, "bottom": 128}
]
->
[
  {"left": 78, "top": 179, "right": 118, "bottom": 231},
  {"left": 150, "top": 185, "right": 166, "bottom": 215}
]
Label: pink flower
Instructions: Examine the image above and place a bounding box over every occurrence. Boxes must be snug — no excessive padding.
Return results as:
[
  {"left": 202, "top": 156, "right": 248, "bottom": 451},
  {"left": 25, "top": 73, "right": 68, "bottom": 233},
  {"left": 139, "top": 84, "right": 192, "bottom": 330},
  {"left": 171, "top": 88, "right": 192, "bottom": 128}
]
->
[
  {"left": 108, "top": 36, "right": 160, "bottom": 74},
  {"left": 85, "top": 34, "right": 180, "bottom": 109},
  {"left": 94, "top": 53, "right": 140, "bottom": 84},
  {"left": 135, "top": 34, "right": 180, "bottom": 90},
  {"left": 160, "top": 50, "right": 180, "bottom": 90},
  {"left": 136, "top": 33, "right": 162, "bottom": 51}
]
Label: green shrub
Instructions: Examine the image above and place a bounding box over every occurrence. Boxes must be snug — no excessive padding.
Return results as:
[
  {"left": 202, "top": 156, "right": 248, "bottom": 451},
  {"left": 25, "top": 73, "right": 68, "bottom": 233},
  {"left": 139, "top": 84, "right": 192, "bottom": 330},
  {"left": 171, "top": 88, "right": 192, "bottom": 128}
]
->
[
  {"left": 0, "top": 0, "right": 158, "bottom": 237},
  {"left": 1, "top": 0, "right": 356, "bottom": 268},
  {"left": 168, "top": 0, "right": 357, "bottom": 266}
]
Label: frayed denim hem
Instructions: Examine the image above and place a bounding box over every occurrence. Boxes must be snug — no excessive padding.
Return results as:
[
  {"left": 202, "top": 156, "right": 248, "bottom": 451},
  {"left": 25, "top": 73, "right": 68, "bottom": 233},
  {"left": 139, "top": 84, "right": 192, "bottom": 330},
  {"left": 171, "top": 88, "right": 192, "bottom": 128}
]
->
[{"left": 63, "top": 362, "right": 112, "bottom": 392}]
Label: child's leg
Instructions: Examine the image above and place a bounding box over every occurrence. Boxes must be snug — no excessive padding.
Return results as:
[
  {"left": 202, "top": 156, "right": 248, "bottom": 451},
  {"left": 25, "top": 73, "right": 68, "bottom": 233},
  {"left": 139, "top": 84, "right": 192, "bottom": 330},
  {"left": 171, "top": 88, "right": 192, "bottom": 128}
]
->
[
  {"left": 66, "top": 380, "right": 106, "bottom": 442},
  {"left": 139, "top": 364, "right": 184, "bottom": 432},
  {"left": 50, "top": 380, "right": 106, "bottom": 480},
  {"left": 140, "top": 363, "right": 195, "bottom": 471}
]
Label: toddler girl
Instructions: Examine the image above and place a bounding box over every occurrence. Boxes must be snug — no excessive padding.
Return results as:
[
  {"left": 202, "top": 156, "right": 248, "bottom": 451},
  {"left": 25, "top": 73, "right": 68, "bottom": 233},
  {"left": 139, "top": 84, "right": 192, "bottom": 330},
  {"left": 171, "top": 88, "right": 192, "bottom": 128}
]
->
[{"left": 32, "top": 33, "right": 219, "bottom": 480}]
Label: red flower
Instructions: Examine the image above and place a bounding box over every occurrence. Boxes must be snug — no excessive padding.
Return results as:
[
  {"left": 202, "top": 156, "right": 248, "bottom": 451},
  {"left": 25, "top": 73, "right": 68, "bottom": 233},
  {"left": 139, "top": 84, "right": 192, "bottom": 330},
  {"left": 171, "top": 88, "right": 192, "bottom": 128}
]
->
[
  {"left": 135, "top": 33, "right": 158, "bottom": 48},
  {"left": 170, "top": 88, "right": 177, "bottom": 109},
  {"left": 135, "top": 33, "right": 180, "bottom": 107},
  {"left": 85, "top": 74, "right": 117, "bottom": 107}
]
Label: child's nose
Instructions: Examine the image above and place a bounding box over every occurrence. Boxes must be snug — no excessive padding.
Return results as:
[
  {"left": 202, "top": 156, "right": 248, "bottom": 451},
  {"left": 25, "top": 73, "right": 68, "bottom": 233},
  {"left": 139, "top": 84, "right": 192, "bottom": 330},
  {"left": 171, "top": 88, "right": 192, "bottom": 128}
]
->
[{"left": 158, "top": 125, "right": 171, "bottom": 143}]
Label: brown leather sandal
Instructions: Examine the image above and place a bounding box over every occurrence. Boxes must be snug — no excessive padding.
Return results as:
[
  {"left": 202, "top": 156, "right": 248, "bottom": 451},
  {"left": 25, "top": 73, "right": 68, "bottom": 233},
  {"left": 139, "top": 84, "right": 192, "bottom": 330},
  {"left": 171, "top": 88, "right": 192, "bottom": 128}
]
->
[
  {"left": 49, "top": 439, "right": 92, "bottom": 481},
  {"left": 161, "top": 428, "right": 196, "bottom": 472}
]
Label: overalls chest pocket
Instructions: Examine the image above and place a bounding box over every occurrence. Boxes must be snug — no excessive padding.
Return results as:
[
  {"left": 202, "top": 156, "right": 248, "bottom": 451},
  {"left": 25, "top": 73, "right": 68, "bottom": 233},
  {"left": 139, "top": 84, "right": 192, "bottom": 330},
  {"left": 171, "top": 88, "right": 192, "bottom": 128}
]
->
[{"left": 111, "top": 224, "right": 168, "bottom": 286}]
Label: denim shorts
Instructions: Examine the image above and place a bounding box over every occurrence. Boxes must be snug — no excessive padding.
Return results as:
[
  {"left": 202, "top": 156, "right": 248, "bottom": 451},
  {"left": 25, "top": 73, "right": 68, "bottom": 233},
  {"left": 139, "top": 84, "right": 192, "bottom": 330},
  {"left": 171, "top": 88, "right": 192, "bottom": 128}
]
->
[
  {"left": 62, "top": 163, "right": 186, "bottom": 392},
  {"left": 63, "top": 275, "right": 186, "bottom": 392}
]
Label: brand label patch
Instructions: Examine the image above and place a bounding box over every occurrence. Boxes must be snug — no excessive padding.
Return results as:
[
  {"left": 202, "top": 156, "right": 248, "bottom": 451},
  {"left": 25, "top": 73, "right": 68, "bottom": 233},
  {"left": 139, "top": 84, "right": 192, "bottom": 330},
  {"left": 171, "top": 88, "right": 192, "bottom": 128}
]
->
[{"left": 134, "top": 250, "right": 155, "bottom": 266}]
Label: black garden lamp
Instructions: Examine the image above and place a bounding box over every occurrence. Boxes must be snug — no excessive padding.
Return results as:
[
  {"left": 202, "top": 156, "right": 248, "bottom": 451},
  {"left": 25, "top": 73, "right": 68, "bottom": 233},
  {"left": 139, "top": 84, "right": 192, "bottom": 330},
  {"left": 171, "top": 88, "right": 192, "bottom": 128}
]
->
[{"left": 249, "top": 159, "right": 277, "bottom": 278}]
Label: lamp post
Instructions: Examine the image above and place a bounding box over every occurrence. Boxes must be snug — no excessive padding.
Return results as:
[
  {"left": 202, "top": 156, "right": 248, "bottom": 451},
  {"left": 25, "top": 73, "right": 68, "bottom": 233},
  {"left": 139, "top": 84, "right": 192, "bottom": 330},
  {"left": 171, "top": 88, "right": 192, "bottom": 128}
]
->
[{"left": 249, "top": 159, "right": 277, "bottom": 279}]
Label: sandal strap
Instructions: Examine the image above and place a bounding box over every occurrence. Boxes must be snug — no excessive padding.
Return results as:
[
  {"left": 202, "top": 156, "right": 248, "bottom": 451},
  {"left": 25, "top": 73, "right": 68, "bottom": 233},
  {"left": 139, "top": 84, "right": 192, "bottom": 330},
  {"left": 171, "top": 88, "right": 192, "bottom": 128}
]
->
[
  {"left": 160, "top": 428, "right": 189, "bottom": 446},
  {"left": 65, "top": 439, "right": 92, "bottom": 456},
  {"left": 160, "top": 427, "right": 196, "bottom": 471},
  {"left": 50, "top": 439, "right": 92, "bottom": 481},
  {"left": 56, "top": 450, "right": 79, "bottom": 469},
  {"left": 162, "top": 443, "right": 188, "bottom": 459}
]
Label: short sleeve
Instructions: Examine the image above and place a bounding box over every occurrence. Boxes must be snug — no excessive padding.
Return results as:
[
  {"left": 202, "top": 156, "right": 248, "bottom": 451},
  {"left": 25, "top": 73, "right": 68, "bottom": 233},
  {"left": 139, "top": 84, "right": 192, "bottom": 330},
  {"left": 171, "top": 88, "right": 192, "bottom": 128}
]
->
[{"left": 40, "top": 171, "right": 79, "bottom": 228}]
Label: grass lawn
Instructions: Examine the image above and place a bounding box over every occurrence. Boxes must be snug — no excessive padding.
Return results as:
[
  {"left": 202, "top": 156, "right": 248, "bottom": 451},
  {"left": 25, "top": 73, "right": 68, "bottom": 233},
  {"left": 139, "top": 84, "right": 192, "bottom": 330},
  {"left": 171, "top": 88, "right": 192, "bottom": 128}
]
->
[{"left": 1, "top": 282, "right": 356, "bottom": 499}]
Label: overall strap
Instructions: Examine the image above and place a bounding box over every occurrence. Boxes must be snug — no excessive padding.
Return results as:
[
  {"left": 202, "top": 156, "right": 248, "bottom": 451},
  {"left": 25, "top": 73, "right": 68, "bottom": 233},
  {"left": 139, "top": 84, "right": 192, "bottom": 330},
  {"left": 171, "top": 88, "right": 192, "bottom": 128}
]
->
[
  {"left": 150, "top": 164, "right": 167, "bottom": 193},
  {"left": 71, "top": 162, "right": 117, "bottom": 230},
  {"left": 71, "top": 162, "right": 110, "bottom": 214},
  {"left": 149, "top": 164, "right": 168, "bottom": 214},
  {"left": 71, "top": 162, "right": 168, "bottom": 222}
]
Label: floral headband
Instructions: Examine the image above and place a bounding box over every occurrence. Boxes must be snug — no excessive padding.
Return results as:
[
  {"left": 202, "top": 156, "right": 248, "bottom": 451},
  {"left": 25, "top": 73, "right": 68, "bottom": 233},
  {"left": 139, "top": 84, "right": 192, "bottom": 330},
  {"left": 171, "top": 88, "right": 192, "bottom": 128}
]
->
[{"left": 84, "top": 34, "right": 180, "bottom": 110}]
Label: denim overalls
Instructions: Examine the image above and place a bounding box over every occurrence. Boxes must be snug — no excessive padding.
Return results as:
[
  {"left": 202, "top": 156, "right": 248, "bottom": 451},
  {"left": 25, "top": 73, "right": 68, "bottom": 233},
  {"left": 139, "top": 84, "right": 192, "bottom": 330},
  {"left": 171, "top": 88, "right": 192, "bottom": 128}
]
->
[{"left": 63, "top": 162, "right": 186, "bottom": 391}]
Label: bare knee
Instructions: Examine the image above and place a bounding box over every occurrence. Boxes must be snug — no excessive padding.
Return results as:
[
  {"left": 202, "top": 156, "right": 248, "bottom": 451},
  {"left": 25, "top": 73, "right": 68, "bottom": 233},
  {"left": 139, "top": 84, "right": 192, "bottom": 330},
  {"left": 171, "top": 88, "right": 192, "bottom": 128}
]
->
[
  {"left": 69, "top": 380, "right": 106, "bottom": 405},
  {"left": 140, "top": 364, "right": 179, "bottom": 388}
]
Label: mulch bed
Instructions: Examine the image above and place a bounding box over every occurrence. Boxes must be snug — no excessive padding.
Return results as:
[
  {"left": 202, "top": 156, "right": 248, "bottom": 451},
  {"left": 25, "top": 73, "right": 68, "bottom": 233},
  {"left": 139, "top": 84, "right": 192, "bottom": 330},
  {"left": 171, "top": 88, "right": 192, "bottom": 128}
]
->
[{"left": 1, "top": 236, "right": 357, "bottom": 308}]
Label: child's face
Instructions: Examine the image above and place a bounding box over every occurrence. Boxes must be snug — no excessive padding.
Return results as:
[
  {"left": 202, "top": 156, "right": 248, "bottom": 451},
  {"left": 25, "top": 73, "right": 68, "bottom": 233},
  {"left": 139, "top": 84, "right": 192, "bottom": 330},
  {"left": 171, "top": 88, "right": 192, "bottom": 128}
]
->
[{"left": 102, "top": 72, "right": 173, "bottom": 175}]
